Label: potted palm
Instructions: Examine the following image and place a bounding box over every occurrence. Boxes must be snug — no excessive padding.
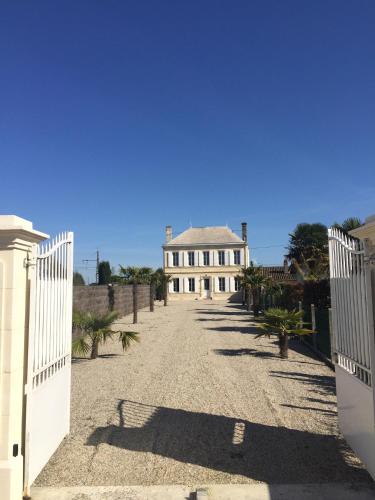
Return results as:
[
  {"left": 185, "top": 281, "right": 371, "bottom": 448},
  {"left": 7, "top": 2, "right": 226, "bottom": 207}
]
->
[
  {"left": 256, "top": 308, "right": 313, "bottom": 358},
  {"left": 72, "top": 311, "right": 139, "bottom": 359}
]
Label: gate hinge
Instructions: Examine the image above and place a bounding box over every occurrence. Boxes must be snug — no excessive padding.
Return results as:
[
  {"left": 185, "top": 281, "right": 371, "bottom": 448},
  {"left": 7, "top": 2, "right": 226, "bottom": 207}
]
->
[{"left": 25, "top": 256, "right": 36, "bottom": 268}]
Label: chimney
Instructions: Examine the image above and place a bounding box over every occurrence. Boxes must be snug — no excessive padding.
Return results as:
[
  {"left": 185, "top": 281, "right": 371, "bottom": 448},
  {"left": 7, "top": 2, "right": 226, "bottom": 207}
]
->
[
  {"left": 284, "top": 257, "right": 289, "bottom": 274},
  {"left": 241, "top": 222, "right": 247, "bottom": 242},
  {"left": 166, "top": 225, "right": 172, "bottom": 243}
]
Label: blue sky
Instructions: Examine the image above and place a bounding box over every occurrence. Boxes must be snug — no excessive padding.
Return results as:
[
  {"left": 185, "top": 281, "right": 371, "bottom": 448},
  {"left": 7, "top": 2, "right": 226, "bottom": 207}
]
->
[{"left": 1, "top": 1, "right": 374, "bottom": 282}]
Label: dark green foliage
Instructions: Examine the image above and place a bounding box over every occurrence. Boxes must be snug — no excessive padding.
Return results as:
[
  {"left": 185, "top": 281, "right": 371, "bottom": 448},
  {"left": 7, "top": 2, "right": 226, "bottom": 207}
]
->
[
  {"left": 287, "top": 223, "right": 328, "bottom": 261},
  {"left": 276, "top": 283, "right": 304, "bottom": 310},
  {"left": 302, "top": 280, "right": 330, "bottom": 309},
  {"left": 73, "top": 272, "right": 85, "bottom": 286},
  {"left": 332, "top": 217, "right": 363, "bottom": 235},
  {"left": 98, "top": 261, "right": 112, "bottom": 285},
  {"left": 287, "top": 223, "right": 329, "bottom": 281},
  {"left": 256, "top": 308, "right": 313, "bottom": 358}
]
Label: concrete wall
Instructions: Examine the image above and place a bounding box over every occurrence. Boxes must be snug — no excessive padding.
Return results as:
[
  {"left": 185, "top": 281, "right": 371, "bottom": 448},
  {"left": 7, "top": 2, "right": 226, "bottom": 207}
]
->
[{"left": 73, "top": 284, "right": 150, "bottom": 317}]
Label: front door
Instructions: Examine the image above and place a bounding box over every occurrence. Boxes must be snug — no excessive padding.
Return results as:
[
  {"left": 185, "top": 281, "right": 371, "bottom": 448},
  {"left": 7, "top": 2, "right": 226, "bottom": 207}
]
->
[{"left": 203, "top": 278, "right": 210, "bottom": 298}]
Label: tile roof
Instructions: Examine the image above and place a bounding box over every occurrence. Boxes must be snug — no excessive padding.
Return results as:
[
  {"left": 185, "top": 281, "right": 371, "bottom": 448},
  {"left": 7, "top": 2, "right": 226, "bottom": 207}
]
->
[
  {"left": 166, "top": 226, "right": 244, "bottom": 246},
  {"left": 259, "top": 266, "right": 298, "bottom": 283}
]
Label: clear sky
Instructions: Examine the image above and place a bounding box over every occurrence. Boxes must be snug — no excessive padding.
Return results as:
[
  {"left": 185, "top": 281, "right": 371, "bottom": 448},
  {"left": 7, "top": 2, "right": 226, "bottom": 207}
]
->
[{"left": 1, "top": 1, "right": 374, "bottom": 282}]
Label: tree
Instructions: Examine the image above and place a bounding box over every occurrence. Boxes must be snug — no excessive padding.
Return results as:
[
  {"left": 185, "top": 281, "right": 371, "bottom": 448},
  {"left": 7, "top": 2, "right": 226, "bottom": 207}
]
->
[
  {"left": 256, "top": 308, "right": 313, "bottom": 358},
  {"left": 238, "top": 264, "right": 271, "bottom": 316},
  {"left": 332, "top": 217, "right": 363, "bottom": 235},
  {"left": 287, "top": 223, "right": 328, "bottom": 261},
  {"left": 73, "top": 272, "right": 85, "bottom": 286},
  {"left": 286, "top": 223, "right": 329, "bottom": 281},
  {"left": 98, "top": 261, "right": 112, "bottom": 285},
  {"left": 160, "top": 271, "right": 172, "bottom": 306},
  {"left": 117, "top": 266, "right": 154, "bottom": 284},
  {"left": 72, "top": 311, "right": 139, "bottom": 359}
]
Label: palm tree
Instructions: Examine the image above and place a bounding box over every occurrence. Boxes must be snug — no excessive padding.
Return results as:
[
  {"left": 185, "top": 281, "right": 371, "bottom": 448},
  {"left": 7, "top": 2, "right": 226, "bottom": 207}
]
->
[
  {"left": 256, "top": 308, "right": 313, "bottom": 358},
  {"left": 239, "top": 264, "right": 271, "bottom": 316},
  {"left": 72, "top": 311, "right": 139, "bottom": 359},
  {"left": 290, "top": 248, "right": 329, "bottom": 281},
  {"left": 160, "top": 272, "right": 172, "bottom": 306}
]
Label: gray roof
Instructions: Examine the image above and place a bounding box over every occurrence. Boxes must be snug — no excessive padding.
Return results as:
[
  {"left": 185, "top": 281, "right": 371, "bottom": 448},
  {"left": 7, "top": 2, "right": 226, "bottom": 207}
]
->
[{"left": 166, "top": 226, "right": 244, "bottom": 246}]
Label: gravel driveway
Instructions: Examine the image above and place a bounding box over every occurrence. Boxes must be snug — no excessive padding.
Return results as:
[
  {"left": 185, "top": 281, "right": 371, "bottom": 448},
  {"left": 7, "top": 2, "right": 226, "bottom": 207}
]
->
[{"left": 35, "top": 301, "right": 371, "bottom": 486}]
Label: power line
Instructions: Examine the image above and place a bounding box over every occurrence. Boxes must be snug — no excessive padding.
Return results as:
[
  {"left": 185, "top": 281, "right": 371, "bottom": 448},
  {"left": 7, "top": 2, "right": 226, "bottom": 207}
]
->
[
  {"left": 82, "top": 250, "right": 100, "bottom": 284},
  {"left": 251, "top": 244, "right": 286, "bottom": 249}
]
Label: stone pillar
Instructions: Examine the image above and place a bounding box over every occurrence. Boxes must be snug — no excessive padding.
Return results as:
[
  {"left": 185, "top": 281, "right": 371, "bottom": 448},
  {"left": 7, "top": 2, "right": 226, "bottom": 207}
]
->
[{"left": 0, "top": 216, "right": 48, "bottom": 500}]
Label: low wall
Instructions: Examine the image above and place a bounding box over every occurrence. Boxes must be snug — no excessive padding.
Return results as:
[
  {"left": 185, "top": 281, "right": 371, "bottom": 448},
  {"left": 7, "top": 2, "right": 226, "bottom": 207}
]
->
[{"left": 73, "top": 284, "right": 151, "bottom": 317}]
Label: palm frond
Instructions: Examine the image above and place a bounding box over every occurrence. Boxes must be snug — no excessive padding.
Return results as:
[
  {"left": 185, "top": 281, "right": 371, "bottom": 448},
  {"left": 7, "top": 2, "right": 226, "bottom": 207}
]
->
[
  {"left": 116, "top": 330, "right": 140, "bottom": 351},
  {"left": 72, "top": 336, "right": 91, "bottom": 356}
]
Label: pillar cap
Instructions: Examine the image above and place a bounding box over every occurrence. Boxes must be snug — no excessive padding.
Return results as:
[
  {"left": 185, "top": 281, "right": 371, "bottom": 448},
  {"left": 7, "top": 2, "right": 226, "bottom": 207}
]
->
[{"left": 0, "top": 215, "right": 49, "bottom": 248}]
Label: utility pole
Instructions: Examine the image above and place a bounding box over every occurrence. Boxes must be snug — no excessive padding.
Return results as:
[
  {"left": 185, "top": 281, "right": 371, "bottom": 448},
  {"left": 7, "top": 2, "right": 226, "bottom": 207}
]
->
[{"left": 82, "top": 250, "right": 100, "bottom": 284}]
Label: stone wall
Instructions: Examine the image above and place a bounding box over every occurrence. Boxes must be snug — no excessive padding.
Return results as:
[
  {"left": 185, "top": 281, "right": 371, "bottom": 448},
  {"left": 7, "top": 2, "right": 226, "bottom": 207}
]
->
[{"left": 73, "top": 284, "right": 151, "bottom": 317}]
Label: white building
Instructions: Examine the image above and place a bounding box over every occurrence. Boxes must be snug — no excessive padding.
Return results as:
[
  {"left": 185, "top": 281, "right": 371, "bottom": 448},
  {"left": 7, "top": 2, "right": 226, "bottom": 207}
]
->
[{"left": 163, "top": 223, "right": 249, "bottom": 301}]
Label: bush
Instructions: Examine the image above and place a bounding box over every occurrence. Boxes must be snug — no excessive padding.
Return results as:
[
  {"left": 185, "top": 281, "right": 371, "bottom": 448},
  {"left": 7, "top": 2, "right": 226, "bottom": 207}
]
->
[
  {"left": 303, "top": 280, "right": 330, "bottom": 308},
  {"left": 277, "top": 283, "right": 304, "bottom": 310}
]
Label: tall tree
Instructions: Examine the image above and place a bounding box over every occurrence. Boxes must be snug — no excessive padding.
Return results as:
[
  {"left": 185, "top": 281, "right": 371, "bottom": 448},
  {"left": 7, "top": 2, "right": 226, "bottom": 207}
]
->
[
  {"left": 98, "top": 261, "right": 112, "bottom": 285},
  {"left": 73, "top": 272, "right": 85, "bottom": 286},
  {"left": 286, "top": 223, "right": 329, "bottom": 281},
  {"left": 332, "top": 217, "right": 363, "bottom": 235}
]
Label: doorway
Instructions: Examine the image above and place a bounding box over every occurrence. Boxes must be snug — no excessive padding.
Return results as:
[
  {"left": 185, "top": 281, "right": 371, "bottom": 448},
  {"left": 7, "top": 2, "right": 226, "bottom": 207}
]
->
[{"left": 203, "top": 278, "right": 210, "bottom": 299}]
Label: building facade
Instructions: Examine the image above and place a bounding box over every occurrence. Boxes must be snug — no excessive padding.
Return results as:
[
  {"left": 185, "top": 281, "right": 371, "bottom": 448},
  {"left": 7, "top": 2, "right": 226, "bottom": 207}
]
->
[{"left": 163, "top": 223, "right": 249, "bottom": 301}]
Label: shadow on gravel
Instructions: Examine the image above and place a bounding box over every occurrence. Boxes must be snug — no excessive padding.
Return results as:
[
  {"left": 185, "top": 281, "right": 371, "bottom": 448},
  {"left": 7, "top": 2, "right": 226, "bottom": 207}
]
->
[
  {"left": 213, "top": 348, "right": 277, "bottom": 358},
  {"left": 72, "top": 353, "right": 122, "bottom": 364},
  {"left": 280, "top": 403, "right": 337, "bottom": 416},
  {"left": 86, "top": 400, "right": 370, "bottom": 484},
  {"left": 195, "top": 310, "right": 249, "bottom": 316},
  {"left": 270, "top": 371, "right": 336, "bottom": 396},
  {"left": 205, "top": 325, "right": 259, "bottom": 335}
]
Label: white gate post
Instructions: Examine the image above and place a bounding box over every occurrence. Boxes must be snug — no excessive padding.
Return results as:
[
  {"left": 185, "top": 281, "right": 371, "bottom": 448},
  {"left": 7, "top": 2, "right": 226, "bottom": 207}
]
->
[{"left": 0, "top": 216, "right": 47, "bottom": 500}]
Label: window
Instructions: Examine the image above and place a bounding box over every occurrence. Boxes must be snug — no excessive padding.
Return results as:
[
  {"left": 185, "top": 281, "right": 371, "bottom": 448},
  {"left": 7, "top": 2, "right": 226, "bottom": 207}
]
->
[
  {"left": 173, "top": 278, "right": 180, "bottom": 292},
  {"left": 188, "top": 251, "right": 195, "bottom": 266},
  {"left": 188, "top": 277, "right": 195, "bottom": 292},
  {"left": 172, "top": 252, "right": 179, "bottom": 266},
  {"left": 218, "top": 277, "right": 225, "bottom": 292},
  {"left": 234, "top": 250, "right": 241, "bottom": 265},
  {"left": 234, "top": 276, "right": 240, "bottom": 291},
  {"left": 203, "top": 251, "right": 210, "bottom": 266},
  {"left": 218, "top": 250, "right": 225, "bottom": 265}
]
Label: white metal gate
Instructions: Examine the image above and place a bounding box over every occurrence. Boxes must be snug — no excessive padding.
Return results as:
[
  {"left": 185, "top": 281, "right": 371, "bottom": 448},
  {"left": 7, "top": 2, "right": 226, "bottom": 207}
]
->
[
  {"left": 328, "top": 227, "right": 375, "bottom": 478},
  {"left": 24, "top": 232, "right": 74, "bottom": 492}
]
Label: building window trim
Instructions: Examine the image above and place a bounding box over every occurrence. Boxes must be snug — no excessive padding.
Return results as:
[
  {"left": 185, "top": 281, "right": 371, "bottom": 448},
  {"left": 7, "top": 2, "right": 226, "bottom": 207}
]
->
[
  {"left": 188, "top": 251, "right": 195, "bottom": 266},
  {"left": 173, "top": 278, "right": 180, "bottom": 292},
  {"left": 234, "top": 250, "right": 241, "bottom": 265},
  {"left": 218, "top": 250, "right": 225, "bottom": 266},
  {"left": 218, "top": 277, "right": 225, "bottom": 292},
  {"left": 188, "top": 277, "right": 195, "bottom": 292},
  {"left": 203, "top": 251, "right": 210, "bottom": 266},
  {"left": 172, "top": 252, "right": 179, "bottom": 267}
]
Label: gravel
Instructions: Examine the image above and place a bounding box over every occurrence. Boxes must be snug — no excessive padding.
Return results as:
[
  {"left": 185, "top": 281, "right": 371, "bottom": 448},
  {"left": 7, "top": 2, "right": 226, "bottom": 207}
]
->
[{"left": 35, "top": 301, "right": 372, "bottom": 486}]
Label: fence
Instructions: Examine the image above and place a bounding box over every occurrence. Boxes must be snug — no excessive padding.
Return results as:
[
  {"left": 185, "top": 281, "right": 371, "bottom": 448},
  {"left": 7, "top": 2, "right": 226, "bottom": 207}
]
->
[
  {"left": 73, "top": 284, "right": 151, "bottom": 317},
  {"left": 300, "top": 303, "right": 333, "bottom": 365},
  {"left": 261, "top": 291, "right": 334, "bottom": 365}
]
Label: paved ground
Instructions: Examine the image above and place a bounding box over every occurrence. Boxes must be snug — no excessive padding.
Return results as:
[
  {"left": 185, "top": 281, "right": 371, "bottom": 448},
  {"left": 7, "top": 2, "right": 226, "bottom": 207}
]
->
[{"left": 35, "top": 301, "right": 372, "bottom": 488}]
